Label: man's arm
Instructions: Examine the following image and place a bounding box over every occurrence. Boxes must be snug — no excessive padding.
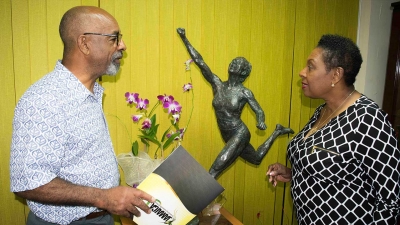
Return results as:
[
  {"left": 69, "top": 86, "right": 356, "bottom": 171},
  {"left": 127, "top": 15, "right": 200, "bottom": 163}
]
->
[{"left": 15, "top": 177, "right": 155, "bottom": 218}]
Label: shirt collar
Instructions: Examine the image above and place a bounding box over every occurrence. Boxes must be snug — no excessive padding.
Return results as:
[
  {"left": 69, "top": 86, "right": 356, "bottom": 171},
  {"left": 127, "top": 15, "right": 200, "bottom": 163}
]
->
[{"left": 55, "top": 60, "right": 104, "bottom": 103}]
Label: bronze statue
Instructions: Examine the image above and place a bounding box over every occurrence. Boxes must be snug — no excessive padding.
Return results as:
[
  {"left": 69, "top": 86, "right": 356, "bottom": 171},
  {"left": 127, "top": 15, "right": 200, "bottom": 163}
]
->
[{"left": 177, "top": 28, "right": 294, "bottom": 179}]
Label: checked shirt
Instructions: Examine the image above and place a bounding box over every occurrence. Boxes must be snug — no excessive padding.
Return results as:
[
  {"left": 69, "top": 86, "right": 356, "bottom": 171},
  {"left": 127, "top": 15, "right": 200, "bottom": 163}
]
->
[
  {"left": 10, "top": 61, "right": 119, "bottom": 225},
  {"left": 288, "top": 95, "right": 400, "bottom": 224}
]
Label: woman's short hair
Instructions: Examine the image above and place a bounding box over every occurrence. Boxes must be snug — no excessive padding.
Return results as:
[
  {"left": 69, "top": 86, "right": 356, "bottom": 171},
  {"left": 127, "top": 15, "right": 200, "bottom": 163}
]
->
[{"left": 317, "top": 34, "right": 363, "bottom": 86}]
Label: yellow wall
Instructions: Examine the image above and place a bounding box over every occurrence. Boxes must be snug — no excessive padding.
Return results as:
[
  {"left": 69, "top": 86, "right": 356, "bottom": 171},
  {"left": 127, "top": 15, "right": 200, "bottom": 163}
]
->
[{"left": 0, "top": 0, "right": 359, "bottom": 224}]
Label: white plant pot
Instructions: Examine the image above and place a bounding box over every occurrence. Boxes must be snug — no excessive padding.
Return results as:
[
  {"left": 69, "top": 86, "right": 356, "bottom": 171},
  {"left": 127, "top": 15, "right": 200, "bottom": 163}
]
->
[{"left": 117, "top": 151, "right": 160, "bottom": 187}]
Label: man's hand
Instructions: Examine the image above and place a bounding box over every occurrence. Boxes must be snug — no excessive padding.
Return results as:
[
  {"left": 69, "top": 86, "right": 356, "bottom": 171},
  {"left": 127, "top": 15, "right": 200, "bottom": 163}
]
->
[
  {"left": 98, "top": 186, "right": 155, "bottom": 218},
  {"left": 266, "top": 163, "right": 292, "bottom": 187}
]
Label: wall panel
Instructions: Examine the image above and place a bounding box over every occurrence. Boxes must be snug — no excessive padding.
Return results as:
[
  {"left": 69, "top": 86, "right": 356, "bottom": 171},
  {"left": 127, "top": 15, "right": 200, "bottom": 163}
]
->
[{"left": 0, "top": 0, "right": 24, "bottom": 224}]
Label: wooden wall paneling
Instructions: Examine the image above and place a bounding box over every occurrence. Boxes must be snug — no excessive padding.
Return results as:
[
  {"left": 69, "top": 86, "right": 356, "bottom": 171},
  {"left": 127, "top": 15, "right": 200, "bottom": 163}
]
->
[
  {"left": 126, "top": 0, "right": 147, "bottom": 154},
  {"left": 159, "top": 0, "right": 175, "bottom": 121},
  {"left": 12, "top": 0, "right": 32, "bottom": 100},
  {"left": 12, "top": 0, "right": 39, "bottom": 221},
  {"left": 0, "top": 0, "right": 25, "bottom": 224},
  {"left": 29, "top": 1, "right": 49, "bottom": 78},
  {"left": 198, "top": 0, "right": 218, "bottom": 182},
  {"left": 115, "top": 0, "right": 135, "bottom": 159},
  {"left": 213, "top": 0, "right": 237, "bottom": 216},
  {"left": 144, "top": 0, "right": 162, "bottom": 159},
  {"left": 265, "top": 1, "right": 297, "bottom": 224},
  {"left": 159, "top": 0, "right": 178, "bottom": 159},
  {"left": 242, "top": 1, "right": 267, "bottom": 224},
  {"left": 334, "top": 0, "right": 359, "bottom": 38},
  {"left": 184, "top": 0, "right": 203, "bottom": 164},
  {"left": 225, "top": 0, "right": 247, "bottom": 222}
]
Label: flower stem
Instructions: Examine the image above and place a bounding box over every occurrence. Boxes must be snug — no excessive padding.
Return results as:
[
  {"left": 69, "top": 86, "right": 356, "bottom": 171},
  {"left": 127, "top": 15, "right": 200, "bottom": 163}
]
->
[
  {"left": 185, "top": 72, "right": 194, "bottom": 133},
  {"left": 105, "top": 113, "right": 133, "bottom": 145},
  {"left": 148, "top": 101, "right": 160, "bottom": 118}
]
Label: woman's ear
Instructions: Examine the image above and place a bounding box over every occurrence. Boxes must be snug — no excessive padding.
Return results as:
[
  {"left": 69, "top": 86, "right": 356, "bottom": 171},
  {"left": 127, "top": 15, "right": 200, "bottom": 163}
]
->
[
  {"left": 77, "top": 35, "right": 90, "bottom": 55},
  {"left": 332, "top": 67, "right": 344, "bottom": 85}
]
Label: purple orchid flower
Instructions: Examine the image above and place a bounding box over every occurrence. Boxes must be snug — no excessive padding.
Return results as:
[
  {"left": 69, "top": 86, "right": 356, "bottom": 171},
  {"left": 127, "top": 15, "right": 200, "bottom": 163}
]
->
[
  {"left": 136, "top": 98, "right": 149, "bottom": 110},
  {"left": 166, "top": 128, "right": 185, "bottom": 140},
  {"left": 141, "top": 118, "right": 152, "bottom": 130},
  {"left": 132, "top": 114, "right": 143, "bottom": 122},
  {"left": 163, "top": 100, "right": 182, "bottom": 114},
  {"left": 157, "top": 94, "right": 174, "bottom": 103},
  {"left": 178, "top": 128, "right": 185, "bottom": 140},
  {"left": 172, "top": 113, "right": 180, "bottom": 124},
  {"left": 125, "top": 92, "right": 139, "bottom": 104},
  {"left": 183, "top": 83, "right": 193, "bottom": 92}
]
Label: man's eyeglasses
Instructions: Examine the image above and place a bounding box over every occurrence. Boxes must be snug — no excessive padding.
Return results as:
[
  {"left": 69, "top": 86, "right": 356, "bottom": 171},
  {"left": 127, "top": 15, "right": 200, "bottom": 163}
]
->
[{"left": 83, "top": 32, "right": 123, "bottom": 46}]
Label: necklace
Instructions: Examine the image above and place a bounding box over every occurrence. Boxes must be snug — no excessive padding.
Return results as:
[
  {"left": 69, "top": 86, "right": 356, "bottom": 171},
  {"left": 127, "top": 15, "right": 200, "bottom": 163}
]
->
[{"left": 308, "top": 89, "right": 356, "bottom": 136}]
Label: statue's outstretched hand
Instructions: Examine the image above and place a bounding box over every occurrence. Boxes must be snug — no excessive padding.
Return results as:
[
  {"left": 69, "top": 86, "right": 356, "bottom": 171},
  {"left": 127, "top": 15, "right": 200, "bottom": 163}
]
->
[
  {"left": 257, "top": 122, "right": 267, "bottom": 130},
  {"left": 177, "top": 28, "right": 186, "bottom": 37}
]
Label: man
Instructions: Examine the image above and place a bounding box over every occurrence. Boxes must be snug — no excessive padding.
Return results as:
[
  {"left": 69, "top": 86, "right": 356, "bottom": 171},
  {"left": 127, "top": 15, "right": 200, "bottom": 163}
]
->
[{"left": 10, "top": 6, "right": 154, "bottom": 225}]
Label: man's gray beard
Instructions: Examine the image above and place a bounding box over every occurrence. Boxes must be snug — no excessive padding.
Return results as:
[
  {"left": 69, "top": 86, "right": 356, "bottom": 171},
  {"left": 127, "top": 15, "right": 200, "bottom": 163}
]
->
[
  {"left": 105, "top": 62, "right": 120, "bottom": 76},
  {"left": 105, "top": 52, "right": 122, "bottom": 76}
]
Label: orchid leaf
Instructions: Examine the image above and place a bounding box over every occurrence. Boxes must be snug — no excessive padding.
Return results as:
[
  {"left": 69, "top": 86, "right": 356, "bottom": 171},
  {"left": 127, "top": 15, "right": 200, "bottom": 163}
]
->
[
  {"left": 161, "top": 127, "right": 171, "bottom": 142},
  {"left": 141, "top": 138, "right": 150, "bottom": 147},
  {"left": 131, "top": 141, "right": 139, "bottom": 156},
  {"left": 139, "top": 135, "right": 162, "bottom": 147},
  {"left": 150, "top": 114, "right": 157, "bottom": 125},
  {"left": 171, "top": 122, "right": 179, "bottom": 130},
  {"left": 148, "top": 124, "right": 159, "bottom": 137}
]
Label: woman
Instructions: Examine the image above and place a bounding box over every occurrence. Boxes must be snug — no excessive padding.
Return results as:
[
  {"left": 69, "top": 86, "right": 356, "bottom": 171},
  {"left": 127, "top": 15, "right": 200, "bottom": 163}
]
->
[
  {"left": 267, "top": 34, "right": 400, "bottom": 224},
  {"left": 177, "top": 28, "right": 293, "bottom": 179}
]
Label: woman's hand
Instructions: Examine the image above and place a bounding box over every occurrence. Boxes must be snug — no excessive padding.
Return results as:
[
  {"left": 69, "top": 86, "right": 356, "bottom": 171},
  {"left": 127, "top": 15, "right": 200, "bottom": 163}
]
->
[{"left": 266, "top": 163, "right": 292, "bottom": 187}]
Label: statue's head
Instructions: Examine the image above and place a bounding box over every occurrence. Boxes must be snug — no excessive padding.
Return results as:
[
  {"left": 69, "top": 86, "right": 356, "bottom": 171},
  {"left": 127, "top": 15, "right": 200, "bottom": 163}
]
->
[{"left": 228, "top": 57, "right": 252, "bottom": 79}]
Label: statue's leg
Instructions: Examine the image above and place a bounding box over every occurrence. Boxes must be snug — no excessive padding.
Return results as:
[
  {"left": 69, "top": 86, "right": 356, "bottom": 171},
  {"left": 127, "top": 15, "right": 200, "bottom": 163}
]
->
[
  {"left": 241, "top": 124, "right": 294, "bottom": 165},
  {"left": 209, "top": 137, "right": 246, "bottom": 179}
]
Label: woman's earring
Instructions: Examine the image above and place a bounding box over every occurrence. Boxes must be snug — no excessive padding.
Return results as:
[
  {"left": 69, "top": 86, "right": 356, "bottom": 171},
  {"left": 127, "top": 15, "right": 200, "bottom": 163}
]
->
[{"left": 331, "top": 83, "right": 335, "bottom": 87}]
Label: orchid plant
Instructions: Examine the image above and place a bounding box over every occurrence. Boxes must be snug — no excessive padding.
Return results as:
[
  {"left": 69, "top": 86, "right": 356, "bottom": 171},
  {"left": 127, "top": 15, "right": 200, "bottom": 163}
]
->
[{"left": 124, "top": 59, "right": 194, "bottom": 158}]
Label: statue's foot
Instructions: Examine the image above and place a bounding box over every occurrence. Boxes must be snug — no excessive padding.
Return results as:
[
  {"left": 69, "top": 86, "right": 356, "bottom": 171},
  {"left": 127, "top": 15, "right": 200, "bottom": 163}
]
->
[{"left": 275, "top": 124, "right": 294, "bottom": 135}]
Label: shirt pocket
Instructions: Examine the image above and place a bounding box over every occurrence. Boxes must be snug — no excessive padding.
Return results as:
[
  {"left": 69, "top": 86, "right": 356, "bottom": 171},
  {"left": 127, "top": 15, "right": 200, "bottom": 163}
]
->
[
  {"left": 301, "top": 145, "right": 346, "bottom": 182},
  {"left": 308, "top": 145, "right": 340, "bottom": 156}
]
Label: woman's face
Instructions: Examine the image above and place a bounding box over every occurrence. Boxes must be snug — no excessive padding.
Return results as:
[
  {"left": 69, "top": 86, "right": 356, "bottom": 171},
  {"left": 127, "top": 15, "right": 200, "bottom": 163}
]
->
[{"left": 299, "top": 47, "right": 333, "bottom": 99}]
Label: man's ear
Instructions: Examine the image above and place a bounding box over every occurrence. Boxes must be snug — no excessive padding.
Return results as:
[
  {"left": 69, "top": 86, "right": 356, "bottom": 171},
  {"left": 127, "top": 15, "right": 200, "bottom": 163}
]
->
[{"left": 77, "top": 35, "right": 90, "bottom": 55}]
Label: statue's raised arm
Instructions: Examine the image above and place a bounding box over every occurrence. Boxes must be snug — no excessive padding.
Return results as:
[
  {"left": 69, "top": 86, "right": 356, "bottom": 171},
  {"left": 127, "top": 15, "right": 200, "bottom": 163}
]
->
[{"left": 177, "top": 28, "right": 220, "bottom": 86}]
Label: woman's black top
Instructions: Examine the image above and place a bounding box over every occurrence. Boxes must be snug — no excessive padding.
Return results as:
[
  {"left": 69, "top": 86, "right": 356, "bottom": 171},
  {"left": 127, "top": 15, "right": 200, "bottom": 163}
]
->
[{"left": 288, "top": 95, "right": 400, "bottom": 224}]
